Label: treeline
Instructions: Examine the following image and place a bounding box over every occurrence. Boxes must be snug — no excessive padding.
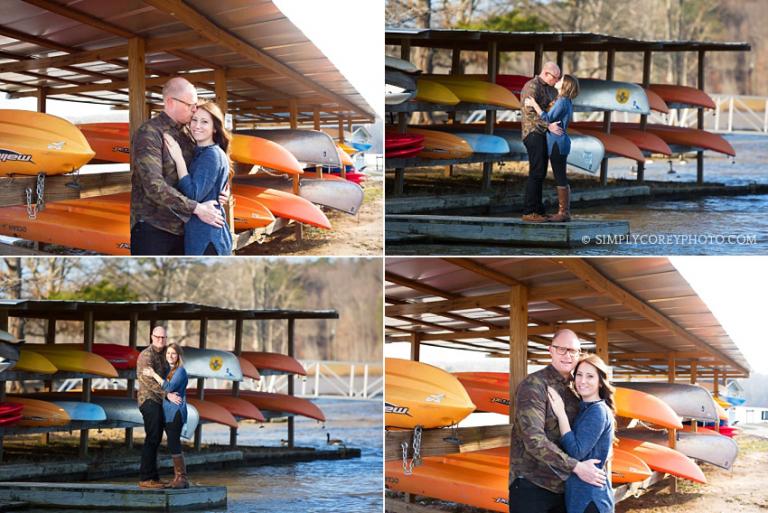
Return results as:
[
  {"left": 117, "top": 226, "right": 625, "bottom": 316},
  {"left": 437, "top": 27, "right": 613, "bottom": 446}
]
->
[
  {"left": 386, "top": 0, "right": 766, "bottom": 95},
  {"left": 0, "top": 258, "right": 382, "bottom": 362}
]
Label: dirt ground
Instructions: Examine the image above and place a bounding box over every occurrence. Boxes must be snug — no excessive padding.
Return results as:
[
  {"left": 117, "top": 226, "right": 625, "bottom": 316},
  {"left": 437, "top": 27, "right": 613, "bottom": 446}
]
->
[{"left": 237, "top": 176, "right": 383, "bottom": 256}]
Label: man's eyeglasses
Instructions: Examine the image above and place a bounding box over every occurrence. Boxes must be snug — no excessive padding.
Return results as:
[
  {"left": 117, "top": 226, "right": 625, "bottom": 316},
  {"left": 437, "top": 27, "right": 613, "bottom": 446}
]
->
[
  {"left": 152, "top": 335, "right": 167, "bottom": 340},
  {"left": 551, "top": 344, "right": 579, "bottom": 357},
  {"left": 172, "top": 97, "right": 197, "bottom": 110}
]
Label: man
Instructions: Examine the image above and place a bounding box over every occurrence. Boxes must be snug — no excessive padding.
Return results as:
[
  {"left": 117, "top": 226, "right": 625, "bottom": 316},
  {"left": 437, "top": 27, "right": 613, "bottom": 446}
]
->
[
  {"left": 136, "top": 326, "right": 181, "bottom": 488},
  {"left": 508, "top": 329, "right": 607, "bottom": 513},
  {"left": 130, "top": 77, "right": 225, "bottom": 255},
  {"left": 520, "top": 62, "right": 562, "bottom": 223}
]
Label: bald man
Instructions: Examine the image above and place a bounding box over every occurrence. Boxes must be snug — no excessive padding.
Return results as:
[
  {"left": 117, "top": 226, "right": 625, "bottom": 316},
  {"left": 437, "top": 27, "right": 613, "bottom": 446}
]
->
[
  {"left": 130, "top": 77, "right": 225, "bottom": 255},
  {"left": 520, "top": 62, "right": 562, "bottom": 223},
  {"left": 509, "top": 330, "right": 607, "bottom": 513}
]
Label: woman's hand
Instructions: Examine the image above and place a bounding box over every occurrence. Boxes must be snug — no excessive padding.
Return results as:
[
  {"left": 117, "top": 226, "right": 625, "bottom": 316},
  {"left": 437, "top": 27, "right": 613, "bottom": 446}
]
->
[
  {"left": 163, "top": 133, "right": 184, "bottom": 165},
  {"left": 547, "top": 386, "right": 567, "bottom": 419}
]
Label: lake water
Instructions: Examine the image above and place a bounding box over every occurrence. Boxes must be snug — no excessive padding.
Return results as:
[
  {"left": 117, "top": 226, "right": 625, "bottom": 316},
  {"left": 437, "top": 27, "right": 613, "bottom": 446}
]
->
[{"left": 388, "top": 133, "right": 768, "bottom": 255}]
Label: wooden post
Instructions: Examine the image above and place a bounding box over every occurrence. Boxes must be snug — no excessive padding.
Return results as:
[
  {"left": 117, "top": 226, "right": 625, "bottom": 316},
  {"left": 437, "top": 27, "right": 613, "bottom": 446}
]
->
[
  {"left": 595, "top": 320, "right": 608, "bottom": 364},
  {"left": 637, "top": 50, "right": 652, "bottom": 183},
  {"left": 287, "top": 319, "right": 295, "bottom": 448},
  {"left": 448, "top": 47, "right": 462, "bottom": 128},
  {"left": 126, "top": 312, "right": 139, "bottom": 448},
  {"left": 713, "top": 368, "right": 719, "bottom": 396},
  {"left": 696, "top": 50, "right": 706, "bottom": 184},
  {"left": 43, "top": 318, "right": 56, "bottom": 446},
  {"left": 556, "top": 51, "right": 564, "bottom": 71},
  {"left": 128, "top": 37, "right": 147, "bottom": 137},
  {"left": 287, "top": 99, "right": 302, "bottom": 242},
  {"left": 194, "top": 317, "right": 208, "bottom": 451},
  {"left": 509, "top": 285, "right": 528, "bottom": 422},
  {"left": 689, "top": 360, "right": 698, "bottom": 432},
  {"left": 80, "top": 310, "right": 94, "bottom": 458},
  {"left": 230, "top": 318, "right": 244, "bottom": 448},
  {"left": 599, "top": 49, "right": 615, "bottom": 186},
  {"left": 533, "top": 44, "right": 544, "bottom": 75},
  {"left": 338, "top": 117, "right": 347, "bottom": 180},
  {"left": 393, "top": 42, "right": 411, "bottom": 196},
  {"left": 410, "top": 332, "right": 421, "bottom": 362},
  {"left": 214, "top": 68, "right": 228, "bottom": 115},
  {"left": 37, "top": 87, "right": 47, "bottom": 113},
  {"left": 481, "top": 40, "right": 498, "bottom": 191}
]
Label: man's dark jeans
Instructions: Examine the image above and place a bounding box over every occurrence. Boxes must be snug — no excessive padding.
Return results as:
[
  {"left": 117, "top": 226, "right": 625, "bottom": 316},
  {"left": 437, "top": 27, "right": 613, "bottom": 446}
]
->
[
  {"left": 139, "top": 399, "right": 164, "bottom": 481},
  {"left": 523, "top": 131, "right": 549, "bottom": 215},
  {"left": 508, "top": 477, "right": 566, "bottom": 513},
  {"left": 131, "top": 221, "right": 184, "bottom": 256}
]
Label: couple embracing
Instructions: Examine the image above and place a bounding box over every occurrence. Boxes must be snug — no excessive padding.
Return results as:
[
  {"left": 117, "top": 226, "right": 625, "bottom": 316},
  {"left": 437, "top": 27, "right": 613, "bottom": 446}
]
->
[
  {"left": 130, "top": 77, "right": 233, "bottom": 256},
  {"left": 510, "top": 329, "right": 616, "bottom": 513}
]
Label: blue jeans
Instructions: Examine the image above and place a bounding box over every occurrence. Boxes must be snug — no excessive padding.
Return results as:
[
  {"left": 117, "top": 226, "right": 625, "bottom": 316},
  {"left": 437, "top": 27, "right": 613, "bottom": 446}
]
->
[{"left": 130, "top": 221, "right": 184, "bottom": 256}]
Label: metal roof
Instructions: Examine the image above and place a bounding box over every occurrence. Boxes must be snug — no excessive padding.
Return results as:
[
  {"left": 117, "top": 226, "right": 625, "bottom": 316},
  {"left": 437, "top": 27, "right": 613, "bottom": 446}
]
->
[
  {"left": 385, "top": 257, "right": 750, "bottom": 378},
  {"left": 0, "top": 0, "right": 375, "bottom": 123}
]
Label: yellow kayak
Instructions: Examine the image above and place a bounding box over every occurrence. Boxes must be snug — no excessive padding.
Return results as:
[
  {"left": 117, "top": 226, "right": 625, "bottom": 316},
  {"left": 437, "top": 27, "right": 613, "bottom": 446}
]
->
[
  {"left": 338, "top": 142, "right": 357, "bottom": 156},
  {"left": 16, "top": 349, "right": 58, "bottom": 374},
  {"left": 421, "top": 75, "right": 521, "bottom": 109},
  {"left": 415, "top": 78, "right": 461, "bottom": 105},
  {"left": 406, "top": 128, "right": 473, "bottom": 159},
  {"left": 26, "top": 345, "right": 118, "bottom": 377}
]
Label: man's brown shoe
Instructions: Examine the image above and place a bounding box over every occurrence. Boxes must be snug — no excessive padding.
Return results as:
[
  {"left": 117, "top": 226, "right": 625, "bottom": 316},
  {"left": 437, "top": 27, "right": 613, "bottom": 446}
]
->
[
  {"left": 139, "top": 479, "right": 166, "bottom": 489},
  {"left": 521, "top": 213, "right": 548, "bottom": 223}
]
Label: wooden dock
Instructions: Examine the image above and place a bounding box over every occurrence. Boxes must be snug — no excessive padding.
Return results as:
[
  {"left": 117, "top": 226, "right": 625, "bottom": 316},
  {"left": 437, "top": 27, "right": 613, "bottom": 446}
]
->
[
  {"left": 0, "top": 482, "right": 227, "bottom": 511},
  {"left": 386, "top": 215, "right": 630, "bottom": 247}
]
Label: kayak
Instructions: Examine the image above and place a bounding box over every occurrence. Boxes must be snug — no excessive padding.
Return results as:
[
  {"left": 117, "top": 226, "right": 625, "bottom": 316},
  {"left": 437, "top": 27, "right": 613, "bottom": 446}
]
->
[
  {"left": 43, "top": 343, "right": 139, "bottom": 370},
  {"left": 616, "top": 437, "right": 706, "bottom": 483},
  {"left": 420, "top": 75, "right": 521, "bottom": 109},
  {"left": 76, "top": 122, "right": 130, "bottom": 163},
  {"left": 647, "top": 84, "right": 716, "bottom": 110},
  {"left": 234, "top": 174, "right": 364, "bottom": 215},
  {"left": 405, "top": 128, "right": 473, "bottom": 159},
  {"left": 213, "top": 390, "right": 325, "bottom": 422},
  {"left": 0, "top": 110, "right": 95, "bottom": 176},
  {"left": 570, "top": 128, "right": 645, "bottom": 162},
  {"left": 386, "top": 358, "right": 475, "bottom": 429},
  {"left": 429, "top": 130, "right": 510, "bottom": 154},
  {"left": 49, "top": 401, "right": 107, "bottom": 422},
  {"left": 386, "top": 145, "right": 423, "bottom": 158},
  {"left": 238, "top": 356, "right": 261, "bottom": 381},
  {"left": 203, "top": 395, "right": 265, "bottom": 422},
  {"left": 386, "top": 68, "right": 417, "bottom": 91},
  {"left": 13, "top": 397, "right": 71, "bottom": 426},
  {"left": 15, "top": 350, "right": 57, "bottom": 374},
  {"left": 237, "top": 129, "right": 342, "bottom": 168},
  {"left": 178, "top": 347, "right": 243, "bottom": 381},
  {"left": 574, "top": 125, "right": 672, "bottom": 156},
  {"left": 0, "top": 402, "right": 24, "bottom": 417},
  {"left": 385, "top": 133, "right": 425, "bottom": 151},
  {"left": 619, "top": 428, "right": 738, "bottom": 470},
  {"left": 186, "top": 397, "right": 239, "bottom": 428},
  {"left": 25, "top": 346, "right": 118, "bottom": 377},
  {"left": 230, "top": 134, "right": 303, "bottom": 175},
  {"left": 385, "top": 56, "right": 420, "bottom": 74},
  {"left": 644, "top": 88, "right": 670, "bottom": 114},
  {"left": 415, "top": 78, "right": 461, "bottom": 105},
  {"left": 239, "top": 351, "right": 307, "bottom": 376},
  {"left": 615, "top": 382, "right": 719, "bottom": 422},
  {"left": 233, "top": 184, "right": 332, "bottom": 230}
]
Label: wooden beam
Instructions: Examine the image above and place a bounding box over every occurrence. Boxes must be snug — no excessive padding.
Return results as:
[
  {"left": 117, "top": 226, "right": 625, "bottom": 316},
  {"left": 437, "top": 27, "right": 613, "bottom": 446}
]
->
[
  {"left": 595, "top": 320, "right": 608, "bottom": 363},
  {"left": 509, "top": 285, "right": 527, "bottom": 419},
  {"left": 0, "top": 172, "right": 131, "bottom": 207},
  {"left": 36, "top": 87, "right": 46, "bottom": 113},
  {"left": 690, "top": 360, "right": 697, "bottom": 384},
  {"left": 553, "top": 258, "right": 748, "bottom": 375},
  {"left": 443, "top": 258, "right": 522, "bottom": 286},
  {"left": 385, "top": 424, "right": 512, "bottom": 461},
  {"left": 214, "top": 68, "right": 228, "bottom": 114},
  {"left": 410, "top": 332, "right": 420, "bottom": 362},
  {"left": 611, "top": 351, "right": 717, "bottom": 361}
]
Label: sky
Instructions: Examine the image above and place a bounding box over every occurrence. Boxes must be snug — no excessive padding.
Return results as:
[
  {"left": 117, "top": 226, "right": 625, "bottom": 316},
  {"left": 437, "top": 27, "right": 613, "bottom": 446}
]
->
[
  {"left": 0, "top": 0, "right": 382, "bottom": 120},
  {"left": 385, "top": 257, "right": 768, "bottom": 377}
]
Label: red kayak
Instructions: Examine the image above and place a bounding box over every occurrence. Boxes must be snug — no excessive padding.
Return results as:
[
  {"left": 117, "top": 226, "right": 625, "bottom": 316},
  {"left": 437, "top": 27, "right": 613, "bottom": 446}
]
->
[
  {"left": 387, "top": 145, "right": 424, "bottom": 158},
  {"left": 386, "top": 132, "right": 425, "bottom": 151},
  {"left": 220, "top": 391, "right": 325, "bottom": 422},
  {"left": 240, "top": 351, "right": 307, "bottom": 376},
  {"left": 647, "top": 84, "right": 716, "bottom": 110},
  {"left": 38, "top": 343, "right": 139, "bottom": 369},
  {"left": 0, "top": 402, "right": 23, "bottom": 417},
  {"left": 0, "top": 414, "right": 22, "bottom": 426}
]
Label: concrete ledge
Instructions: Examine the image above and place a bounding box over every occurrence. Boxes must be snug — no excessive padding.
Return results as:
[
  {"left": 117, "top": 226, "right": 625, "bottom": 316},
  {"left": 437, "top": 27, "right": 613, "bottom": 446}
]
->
[
  {"left": 0, "top": 482, "right": 227, "bottom": 511},
  {"left": 386, "top": 193, "right": 492, "bottom": 214},
  {"left": 386, "top": 215, "right": 629, "bottom": 248}
]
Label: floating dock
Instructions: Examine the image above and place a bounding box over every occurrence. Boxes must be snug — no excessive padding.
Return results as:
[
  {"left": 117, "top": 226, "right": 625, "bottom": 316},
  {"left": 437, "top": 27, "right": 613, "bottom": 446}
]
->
[
  {"left": 386, "top": 215, "right": 630, "bottom": 247},
  {"left": 0, "top": 482, "right": 227, "bottom": 511}
]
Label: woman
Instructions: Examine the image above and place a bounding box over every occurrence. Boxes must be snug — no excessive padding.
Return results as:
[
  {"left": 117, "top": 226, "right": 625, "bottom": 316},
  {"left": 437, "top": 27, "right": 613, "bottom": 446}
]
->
[
  {"left": 164, "top": 101, "right": 233, "bottom": 255},
  {"left": 143, "top": 343, "right": 189, "bottom": 489},
  {"left": 547, "top": 354, "right": 615, "bottom": 513},
  {"left": 524, "top": 74, "right": 580, "bottom": 222}
]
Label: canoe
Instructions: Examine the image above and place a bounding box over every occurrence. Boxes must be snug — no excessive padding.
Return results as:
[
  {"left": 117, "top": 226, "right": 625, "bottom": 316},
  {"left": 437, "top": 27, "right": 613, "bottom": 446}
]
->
[
  {"left": 186, "top": 397, "right": 239, "bottom": 428},
  {"left": 49, "top": 401, "right": 107, "bottom": 422},
  {"left": 385, "top": 133, "right": 424, "bottom": 152},
  {"left": 618, "top": 429, "right": 738, "bottom": 470},
  {"left": 0, "top": 110, "right": 95, "bottom": 176},
  {"left": 647, "top": 84, "right": 716, "bottom": 110},
  {"left": 76, "top": 122, "right": 130, "bottom": 163},
  {"left": 26, "top": 346, "right": 118, "bottom": 377},
  {"left": 432, "top": 131, "right": 510, "bottom": 154},
  {"left": 13, "top": 397, "right": 71, "bottom": 427},
  {"left": 0, "top": 340, "right": 20, "bottom": 361},
  {"left": 0, "top": 330, "right": 18, "bottom": 344},
  {"left": 0, "top": 360, "right": 14, "bottom": 373},
  {"left": 237, "top": 129, "right": 342, "bottom": 168},
  {"left": 0, "top": 402, "right": 23, "bottom": 417},
  {"left": 179, "top": 347, "right": 243, "bottom": 381},
  {"left": 570, "top": 128, "right": 645, "bottom": 162},
  {"left": 239, "top": 352, "right": 307, "bottom": 376},
  {"left": 616, "top": 437, "right": 706, "bottom": 483},
  {"left": 15, "top": 350, "right": 57, "bottom": 374},
  {"left": 203, "top": 395, "right": 265, "bottom": 422},
  {"left": 0, "top": 205, "right": 131, "bottom": 255},
  {"left": 405, "top": 128, "right": 473, "bottom": 159},
  {"left": 44, "top": 343, "right": 139, "bottom": 370},
  {"left": 615, "top": 382, "right": 718, "bottom": 422},
  {"left": 454, "top": 373, "right": 682, "bottom": 429},
  {"left": 386, "top": 68, "right": 417, "bottom": 91},
  {"left": 85, "top": 395, "right": 199, "bottom": 439},
  {"left": 336, "top": 146, "right": 355, "bottom": 169},
  {"left": 385, "top": 56, "right": 420, "bottom": 74},
  {"left": 233, "top": 184, "right": 332, "bottom": 230},
  {"left": 420, "top": 75, "right": 521, "bottom": 109},
  {"left": 214, "top": 390, "right": 325, "bottom": 422},
  {"left": 385, "top": 87, "right": 416, "bottom": 105},
  {"left": 386, "top": 358, "right": 475, "bottom": 429},
  {"left": 238, "top": 356, "right": 261, "bottom": 381},
  {"left": 415, "top": 79, "right": 461, "bottom": 105},
  {"left": 644, "top": 88, "right": 671, "bottom": 114},
  {"left": 234, "top": 175, "right": 364, "bottom": 215}
]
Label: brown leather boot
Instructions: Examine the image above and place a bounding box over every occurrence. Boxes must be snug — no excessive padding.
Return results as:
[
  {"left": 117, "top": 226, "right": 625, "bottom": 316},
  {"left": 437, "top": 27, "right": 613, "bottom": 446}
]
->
[
  {"left": 521, "top": 212, "right": 548, "bottom": 223},
  {"left": 168, "top": 454, "right": 189, "bottom": 489},
  {"left": 548, "top": 186, "right": 571, "bottom": 222},
  {"left": 139, "top": 479, "right": 166, "bottom": 489}
]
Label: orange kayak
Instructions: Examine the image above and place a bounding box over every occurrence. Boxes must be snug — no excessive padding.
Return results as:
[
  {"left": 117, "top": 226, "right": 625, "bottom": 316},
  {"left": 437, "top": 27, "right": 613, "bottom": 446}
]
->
[
  {"left": 616, "top": 437, "right": 706, "bottom": 483},
  {"left": 647, "top": 84, "right": 716, "bottom": 110},
  {"left": 186, "top": 397, "right": 239, "bottom": 428},
  {"left": 232, "top": 184, "right": 331, "bottom": 230},
  {"left": 614, "top": 387, "right": 683, "bottom": 429},
  {"left": 0, "top": 110, "right": 95, "bottom": 176},
  {"left": 25, "top": 345, "right": 119, "bottom": 378},
  {"left": 222, "top": 391, "right": 325, "bottom": 422},
  {"left": 0, "top": 204, "right": 130, "bottom": 255},
  {"left": 238, "top": 356, "right": 261, "bottom": 380},
  {"left": 239, "top": 352, "right": 307, "bottom": 376},
  {"left": 643, "top": 88, "right": 670, "bottom": 114},
  {"left": 77, "top": 122, "right": 130, "bottom": 163},
  {"left": 570, "top": 124, "right": 672, "bottom": 156},
  {"left": 611, "top": 447, "right": 653, "bottom": 484},
  {"left": 230, "top": 134, "right": 304, "bottom": 175},
  {"left": 202, "top": 395, "right": 265, "bottom": 422},
  {"left": 13, "top": 397, "right": 71, "bottom": 426},
  {"left": 406, "top": 128, "right": 474, "bottom": 159},
  {"left": 570, "top": 128, "right": 645, "bottom": 162}
]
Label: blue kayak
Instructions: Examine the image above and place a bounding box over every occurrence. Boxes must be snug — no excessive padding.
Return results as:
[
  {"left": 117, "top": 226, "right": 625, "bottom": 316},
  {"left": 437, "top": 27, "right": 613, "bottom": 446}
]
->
[
  {"left": 51, "top": 401, "right": 107, "bottom": 421},
  {"left": 450, "top": 132, "right": 510, "bottom": 154}
]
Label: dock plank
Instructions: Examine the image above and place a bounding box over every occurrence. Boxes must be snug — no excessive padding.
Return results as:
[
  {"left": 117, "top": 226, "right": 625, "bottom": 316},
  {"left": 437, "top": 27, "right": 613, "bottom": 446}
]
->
[{"left": 386, "top": 215, "right": 630, "bottom": 247}]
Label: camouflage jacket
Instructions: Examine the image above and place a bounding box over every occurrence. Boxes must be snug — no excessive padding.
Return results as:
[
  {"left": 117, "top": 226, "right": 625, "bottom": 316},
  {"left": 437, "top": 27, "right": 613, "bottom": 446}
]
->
[
  {"left": 136, "top": 345, "right": 169, "bottom": 406},
  {"left": 509, "top": 364, "right": 580, "bottom": 493},
  {"left": 520, "top": 76, "right": 558, "bottom": 141},
  {"left": 130, "top": 112, "right": 197, "bottom": 235}
]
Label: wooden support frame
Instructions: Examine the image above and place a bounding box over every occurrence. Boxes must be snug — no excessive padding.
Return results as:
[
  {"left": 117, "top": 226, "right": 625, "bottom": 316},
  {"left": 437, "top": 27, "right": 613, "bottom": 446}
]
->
[
  {"left": 696, "top": 50, "right": 706, "bottom": 184},
  {"left": 636, "top": 50, "right": 652, "bottom": 182},
  {"left": 128, "top": 37, "right": 146, "bottom": 137},
  {"left": 229, "top": 318, "right": 243, "bottom": 448},
  {"left": 508, "top": 285, "right": 527, "bottom": 418},
  {"left": 481, "top": 40, "right": 498, "bottom": 191},
  {"left": 286, "top": 318, "right": 295, "bottom": 448},
  {"left": 194, "top": 317, "right": 208, "bottom": 451},
  {"left": 599, "top": 49, "right": 615, "bottom": 186},
  {"left": 79, "top": 310, "right": 95, "bottom": 458}
]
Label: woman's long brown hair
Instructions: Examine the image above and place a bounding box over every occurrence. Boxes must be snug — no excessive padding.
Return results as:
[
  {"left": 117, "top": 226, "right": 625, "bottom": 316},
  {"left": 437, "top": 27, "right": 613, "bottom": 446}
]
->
[
  {"left": 574, "top": 353, "right": 616, "bottom": 434},
  {"left": 195, "top": 100, "right": 234, "bottom": 179},
  {"left": 165, "top": 342, "right": 184, "bottom": 382}
]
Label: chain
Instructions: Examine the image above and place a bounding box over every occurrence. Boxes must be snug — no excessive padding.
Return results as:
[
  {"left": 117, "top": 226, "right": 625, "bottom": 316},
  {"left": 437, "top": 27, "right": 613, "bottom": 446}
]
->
[
  {"left": 401, "top": 440, "right": 413, "bottom": 476},
  {"left": 35, "top": 173, "right": 45, "bottom": 212},
  {"left": 400, "top": 424, "right": 424, "bottom": 476},
  {"left": 25, "top": 186, "right": 36, "bottom": 219}
]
